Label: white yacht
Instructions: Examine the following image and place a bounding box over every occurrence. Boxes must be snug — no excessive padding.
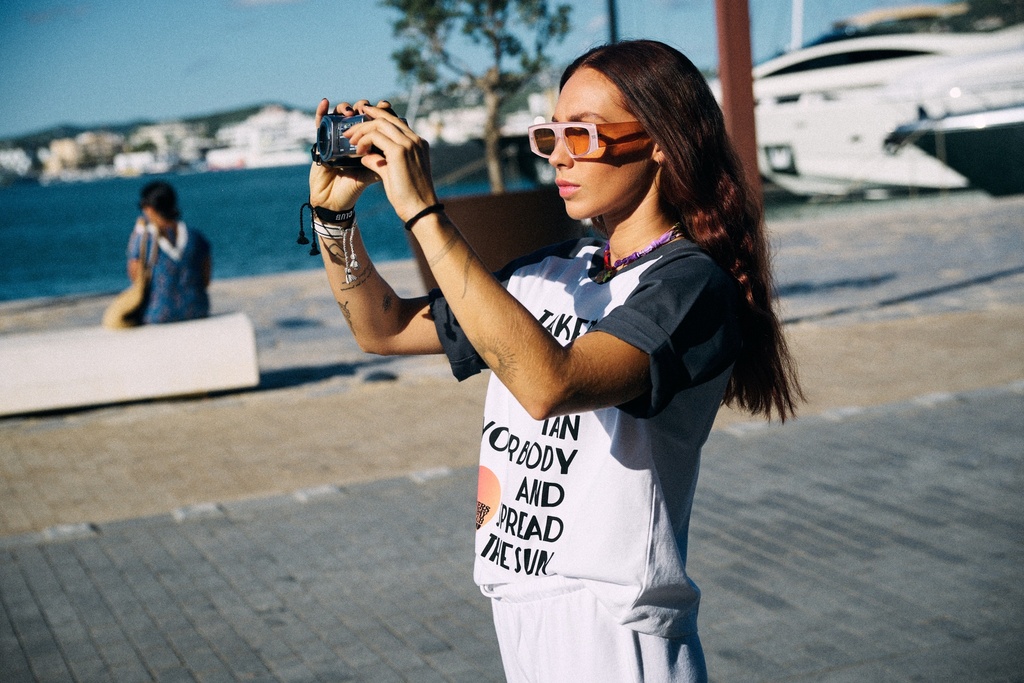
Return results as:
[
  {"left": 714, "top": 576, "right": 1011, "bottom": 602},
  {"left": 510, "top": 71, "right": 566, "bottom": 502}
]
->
[
  {"left": 743, "top": 22, "right": 1024, "bottom": 196},
  {"left": 883, "top": 46, "right": 1024, "bottom": 196}
]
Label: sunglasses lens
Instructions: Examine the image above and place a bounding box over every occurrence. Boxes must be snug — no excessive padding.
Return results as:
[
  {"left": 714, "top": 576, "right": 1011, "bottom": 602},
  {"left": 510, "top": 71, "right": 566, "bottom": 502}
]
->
[
  {"left": 532, "top": 127, "right": 557, "bottom": 156},
  {"left": 563, "top": 126, "right": 593, "bottom": 156}
]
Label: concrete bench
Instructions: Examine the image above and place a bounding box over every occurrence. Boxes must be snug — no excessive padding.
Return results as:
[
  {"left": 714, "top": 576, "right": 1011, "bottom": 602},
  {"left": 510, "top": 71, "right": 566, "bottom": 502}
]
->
[{"left": 0, "top": 312, "right": 259, "bottom": 417}]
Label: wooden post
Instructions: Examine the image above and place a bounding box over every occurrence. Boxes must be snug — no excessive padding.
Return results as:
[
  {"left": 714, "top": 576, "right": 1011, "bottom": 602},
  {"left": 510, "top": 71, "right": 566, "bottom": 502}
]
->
[
  {"left": 714, "top": 0, "right": 762, "bottom": 197},
  {"left": 607, "top": 0, "right": 619, "bottom": 43}
]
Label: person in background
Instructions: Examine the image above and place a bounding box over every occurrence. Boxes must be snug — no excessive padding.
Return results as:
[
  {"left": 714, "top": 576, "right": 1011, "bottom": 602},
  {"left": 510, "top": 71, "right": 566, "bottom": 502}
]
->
[
  {"left": 307, "top": 39, "right": 801, "bottom": 682},
  {"left": 127, "top": 180, "right": 211, "bottom": 324}
]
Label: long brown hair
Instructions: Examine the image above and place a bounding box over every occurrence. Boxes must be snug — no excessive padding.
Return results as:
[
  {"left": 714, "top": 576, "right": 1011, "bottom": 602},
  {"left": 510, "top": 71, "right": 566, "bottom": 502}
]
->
[{"left": 563, "top": 40, "right": 802, "bottom": 421}]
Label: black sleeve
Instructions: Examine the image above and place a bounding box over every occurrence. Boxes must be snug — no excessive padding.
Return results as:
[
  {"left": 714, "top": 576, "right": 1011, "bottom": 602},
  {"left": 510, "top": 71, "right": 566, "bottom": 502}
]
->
[
  {"left": 428, "top": 288, "right": 489, "bottom": 381},
  {"left": 590, "top": 248, "right": 742, "bottom": 418}
]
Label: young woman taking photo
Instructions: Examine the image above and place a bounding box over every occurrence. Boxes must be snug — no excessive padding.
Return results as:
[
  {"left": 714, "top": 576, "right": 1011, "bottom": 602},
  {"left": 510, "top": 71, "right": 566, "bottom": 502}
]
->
[{"left": 307, "top": 39, "right": 800, "bottom": 683}]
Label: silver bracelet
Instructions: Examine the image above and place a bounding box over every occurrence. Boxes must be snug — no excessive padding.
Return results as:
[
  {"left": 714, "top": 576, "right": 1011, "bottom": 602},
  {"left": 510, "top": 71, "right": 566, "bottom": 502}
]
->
[{"left": 316, "top": 220, "right": 360, "bottom": 282}]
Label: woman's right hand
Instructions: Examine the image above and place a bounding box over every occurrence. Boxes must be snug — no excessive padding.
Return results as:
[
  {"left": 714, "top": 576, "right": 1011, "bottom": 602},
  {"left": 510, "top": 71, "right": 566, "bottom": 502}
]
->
[{"left": 308, "top": 98, "right": 381, "bottom": 211}]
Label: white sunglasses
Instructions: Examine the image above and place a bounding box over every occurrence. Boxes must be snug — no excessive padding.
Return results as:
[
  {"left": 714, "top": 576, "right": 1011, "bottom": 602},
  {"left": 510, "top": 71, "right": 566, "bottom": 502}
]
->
[{"left": 527, "top": 121, "right": 648, "bottom": 159}]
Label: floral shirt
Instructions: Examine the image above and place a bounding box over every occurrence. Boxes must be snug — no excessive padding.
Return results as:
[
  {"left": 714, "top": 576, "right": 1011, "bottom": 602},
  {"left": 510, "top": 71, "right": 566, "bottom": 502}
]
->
[{"left": 128, "top": 221, "right": 211, "bottom": 324}]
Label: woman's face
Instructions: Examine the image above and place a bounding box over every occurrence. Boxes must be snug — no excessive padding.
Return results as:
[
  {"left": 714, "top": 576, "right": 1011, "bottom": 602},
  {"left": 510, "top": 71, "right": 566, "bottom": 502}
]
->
[
  {"left": 141, "top": 205, "right": 175, "bottom": 229},
  {"left": 549, "top": 67, "right": 662, "bottom": 226}
]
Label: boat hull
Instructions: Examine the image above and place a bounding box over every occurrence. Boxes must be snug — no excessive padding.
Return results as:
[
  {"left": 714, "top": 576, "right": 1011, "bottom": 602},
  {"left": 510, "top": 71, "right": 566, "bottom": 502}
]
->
[
  {"left": 889, "top": 106, "right": 1024, "bottom": 196},
  {"left": 743, "top": 25, "right": 1024, "bottom": 197}
]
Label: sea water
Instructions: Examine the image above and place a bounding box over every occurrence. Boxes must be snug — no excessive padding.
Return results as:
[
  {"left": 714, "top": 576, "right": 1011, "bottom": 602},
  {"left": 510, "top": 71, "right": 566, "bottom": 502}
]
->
[
  {"left": 0, "top": 163, "right": 916, "bottom": 303},
  {"left": 0, "top": 165, "right": 500, "bottom": 303}
]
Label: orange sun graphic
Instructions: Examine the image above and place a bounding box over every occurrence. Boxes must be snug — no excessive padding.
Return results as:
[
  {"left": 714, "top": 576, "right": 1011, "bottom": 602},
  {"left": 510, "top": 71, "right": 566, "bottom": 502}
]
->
[{"left": 476, "top": 466, "right": 500, "bottom": 530}]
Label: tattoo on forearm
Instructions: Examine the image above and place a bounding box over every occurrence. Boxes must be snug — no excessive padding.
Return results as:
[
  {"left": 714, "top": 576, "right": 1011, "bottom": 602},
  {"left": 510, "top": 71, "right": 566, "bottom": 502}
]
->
[
  {"left": 461, "top": 250, "right": 473, "bottom": 297},
  {"left": 338, "top": 265, "right": 373, "bottom": 290},
  {"left": 326, "top": 243, "right": 374, "bottom": 290},
  {"left": 481, "top": 337, "right": 518, "bottom": 384},
  {"left": 326, "top": 243, "right": 346, "bottom": 266},
  {"left": 338, "top": 301, "right": 353, "bottom": 327},
  {"left": 424, "top": 231, "right": 474, "bottom": 298},
  {"left": 428, "top": 232, "right": 460, "bottom": 268}
]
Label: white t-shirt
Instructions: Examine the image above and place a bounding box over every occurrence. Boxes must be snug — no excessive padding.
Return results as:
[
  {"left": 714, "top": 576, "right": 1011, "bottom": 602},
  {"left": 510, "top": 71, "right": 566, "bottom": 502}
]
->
[{"left": 430, "top": 236, "right": 741, "bottom": 637}]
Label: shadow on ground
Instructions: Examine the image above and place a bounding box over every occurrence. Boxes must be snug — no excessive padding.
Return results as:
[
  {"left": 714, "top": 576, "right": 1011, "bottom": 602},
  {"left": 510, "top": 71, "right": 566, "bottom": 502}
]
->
[{"left": 257, "top": 358, "right": 399, "bottom": 391}]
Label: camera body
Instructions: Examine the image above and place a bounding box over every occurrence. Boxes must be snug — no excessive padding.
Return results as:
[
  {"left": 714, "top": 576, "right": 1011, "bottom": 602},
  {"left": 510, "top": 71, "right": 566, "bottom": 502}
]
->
[{"left": 315, "top": 114, "right": 406, "bottom": 167}]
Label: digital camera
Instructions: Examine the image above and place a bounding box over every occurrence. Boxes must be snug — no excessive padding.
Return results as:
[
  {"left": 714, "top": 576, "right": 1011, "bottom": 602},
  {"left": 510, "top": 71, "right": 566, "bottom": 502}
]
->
[{"left": 315, "top": 114, "right": 406, "bottom": 167}]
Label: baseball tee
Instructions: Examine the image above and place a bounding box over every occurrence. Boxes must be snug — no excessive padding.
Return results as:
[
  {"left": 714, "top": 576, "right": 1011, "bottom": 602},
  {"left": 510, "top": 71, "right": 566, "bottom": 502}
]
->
[{"left": 429, "top": 235, "right": 742, "bottom": 637}]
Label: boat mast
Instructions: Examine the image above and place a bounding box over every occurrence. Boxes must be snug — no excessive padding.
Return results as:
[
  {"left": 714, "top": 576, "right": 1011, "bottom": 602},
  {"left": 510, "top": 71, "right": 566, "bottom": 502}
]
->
[
  {"left": 790, "top": 0, "right": 804, "bottom": 51},
  {"left": 607, "top": 0, "right": 619, "bottom": 43}
]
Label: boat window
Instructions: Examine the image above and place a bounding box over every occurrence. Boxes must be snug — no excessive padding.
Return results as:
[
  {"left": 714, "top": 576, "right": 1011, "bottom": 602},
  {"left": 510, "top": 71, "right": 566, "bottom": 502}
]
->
[{"left": 762, "top": 49, "right": 934, "bottom": 77}]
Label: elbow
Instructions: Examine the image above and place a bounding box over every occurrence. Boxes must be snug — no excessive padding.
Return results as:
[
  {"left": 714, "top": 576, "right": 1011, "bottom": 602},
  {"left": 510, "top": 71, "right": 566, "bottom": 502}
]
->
[
  {"left": 354, "top": 338, "right": 377, "bottom": 355},
  {"left": 523, "top": 401, "right": 559, "bottom": 422},
  {"left": 517, "top": 382, "right": 575, "bottom": 422},
  {"left": 353, "top": 331, "right": 411, "bottom": 357},
  {"left": 509, "top": 353, "right": 582, "bottom": 421},
  {"left": 354, "top": 335, "right": 391, "bottom": 356}
]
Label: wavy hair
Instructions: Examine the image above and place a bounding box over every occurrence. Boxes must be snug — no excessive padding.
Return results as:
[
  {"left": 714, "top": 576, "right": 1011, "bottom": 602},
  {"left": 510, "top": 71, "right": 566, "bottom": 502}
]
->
[{"left": 563, "top": 40, "right": 802, "bottom": 420}]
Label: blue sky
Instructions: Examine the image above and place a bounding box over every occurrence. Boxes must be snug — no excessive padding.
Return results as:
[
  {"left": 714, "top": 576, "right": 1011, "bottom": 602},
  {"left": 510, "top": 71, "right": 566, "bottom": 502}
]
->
[{"left": 0, "top": 0, "right": 943, "bottom": 140}]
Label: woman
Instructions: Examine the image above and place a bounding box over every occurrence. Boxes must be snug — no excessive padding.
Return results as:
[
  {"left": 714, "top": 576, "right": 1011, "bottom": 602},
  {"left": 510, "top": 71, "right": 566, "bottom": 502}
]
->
[
  {"left": 309, "top": 40, "right": 800, "bottom": 682},
  {"left": 127, "top": 180, "right": 212, "bottom": 324}
]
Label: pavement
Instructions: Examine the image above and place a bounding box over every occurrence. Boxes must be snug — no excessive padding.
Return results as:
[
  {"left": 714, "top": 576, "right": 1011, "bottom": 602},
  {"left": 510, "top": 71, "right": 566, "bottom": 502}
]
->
[{"left": 1, "top": 190, "right": 1023, "bottom": 682}]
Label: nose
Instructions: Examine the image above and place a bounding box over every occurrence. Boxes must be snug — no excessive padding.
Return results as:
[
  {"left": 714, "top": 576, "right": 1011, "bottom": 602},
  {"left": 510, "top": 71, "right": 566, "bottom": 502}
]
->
[{"left": 547, "top": 135, "right": 574, "bottom": 168}]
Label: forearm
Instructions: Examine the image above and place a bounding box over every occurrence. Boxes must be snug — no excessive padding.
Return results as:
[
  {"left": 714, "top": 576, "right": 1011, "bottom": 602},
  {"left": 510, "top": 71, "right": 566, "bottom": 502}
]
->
[
  {"left": 303, "top": 99, "right": 646, "bottom": 410},
  {"left": 409, "top": 212, "right": 584, "bottom": 415},
  {"left": 318, "top": 225, "right": 437, "bottom": 356}
]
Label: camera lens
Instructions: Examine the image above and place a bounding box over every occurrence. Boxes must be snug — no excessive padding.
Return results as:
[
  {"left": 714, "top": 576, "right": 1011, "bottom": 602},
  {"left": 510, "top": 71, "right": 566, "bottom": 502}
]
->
[{"left": 316, "top": 118, "right": 333, "bottom": 160}]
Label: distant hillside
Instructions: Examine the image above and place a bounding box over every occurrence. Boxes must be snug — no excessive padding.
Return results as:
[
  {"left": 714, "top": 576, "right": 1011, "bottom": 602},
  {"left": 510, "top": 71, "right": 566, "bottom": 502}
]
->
[{"left": 0, "top": 103, "right": 311, "bottom": 150}]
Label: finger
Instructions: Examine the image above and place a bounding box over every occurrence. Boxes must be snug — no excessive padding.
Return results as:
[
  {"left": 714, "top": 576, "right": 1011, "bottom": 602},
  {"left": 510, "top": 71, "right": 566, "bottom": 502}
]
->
[
  {"left": 363, "top": 111, "right": 420, "bottom": 153},
  {"left": 361, "top": 103, "right": 402, "bottom": 125},
  {"left": 334, "top": 101, "right": 356, "bottom": 116},
  {"left": 348, "top": 127, "right": 383, "bottom": 158},
  {"left": 315, "top": 98, "right": 330, "bottom": 126},
  {"left": 360, "top": 107, "right": 414, "bottom": 146},
  {"left": 354, "top": 132, "right": 424, "bottom": 190},
  {"left": 356, "top": 160, "right": 383, "bottom": 184},
  {"left": 348, "top": 119, "right": 406, "bottom": 158}
]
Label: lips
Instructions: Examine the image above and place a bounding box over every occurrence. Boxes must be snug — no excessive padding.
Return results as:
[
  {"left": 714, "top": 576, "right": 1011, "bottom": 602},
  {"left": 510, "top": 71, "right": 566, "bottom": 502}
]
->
[{"left": 555, "top": 179, "right": 579, "bottom": 198}]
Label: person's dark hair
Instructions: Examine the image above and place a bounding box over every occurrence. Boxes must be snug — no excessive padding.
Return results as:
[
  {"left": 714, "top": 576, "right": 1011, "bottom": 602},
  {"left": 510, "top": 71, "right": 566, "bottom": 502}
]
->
[
  {"left": 562, "top": 40, "right": 802, "bottom": 421},
  {"left": 139, "top": 180, "right": 181, "bottom": 221}
]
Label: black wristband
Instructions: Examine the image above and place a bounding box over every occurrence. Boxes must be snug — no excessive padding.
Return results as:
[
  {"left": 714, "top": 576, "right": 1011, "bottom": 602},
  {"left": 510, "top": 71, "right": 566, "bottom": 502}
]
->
[
  {"left": 403, "top": 203, "right": 445, "bottom": 232},
  {"left": 313, "top": 206, "right": 355, "bottom": 225}
]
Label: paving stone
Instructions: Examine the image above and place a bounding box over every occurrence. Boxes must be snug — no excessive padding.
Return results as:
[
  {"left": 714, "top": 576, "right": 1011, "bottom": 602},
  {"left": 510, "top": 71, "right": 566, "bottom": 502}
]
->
[{"left": 1, "top": 364, "right": 1021, "bottom": 680}]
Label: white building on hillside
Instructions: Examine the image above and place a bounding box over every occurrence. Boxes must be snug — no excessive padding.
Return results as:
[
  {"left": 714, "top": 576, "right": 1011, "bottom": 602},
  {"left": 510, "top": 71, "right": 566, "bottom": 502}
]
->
[
  {"left": 416, "top": 91, "right": 556, "bottom": 145},
  {"left": 0, "top": 148, "right": 32, "bottom": 177},
  {"left": 206, "top": 105, "right": 315, "bottom": 170}
]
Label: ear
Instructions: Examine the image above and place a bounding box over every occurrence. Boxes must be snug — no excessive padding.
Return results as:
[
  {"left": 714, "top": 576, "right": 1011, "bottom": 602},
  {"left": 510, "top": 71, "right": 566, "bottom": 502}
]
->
[{"left": 652, "top": 142, "right": 666, "bottom": 165}]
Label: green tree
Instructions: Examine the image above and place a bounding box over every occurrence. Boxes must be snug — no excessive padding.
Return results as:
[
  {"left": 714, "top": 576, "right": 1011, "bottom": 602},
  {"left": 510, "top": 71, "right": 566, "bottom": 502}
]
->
[
  {"left": 966, "top": 0, "right": 1024, "bottom": 27},
  {"left": 383, "top": 0, "right": 572, "bottom": 193}
]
